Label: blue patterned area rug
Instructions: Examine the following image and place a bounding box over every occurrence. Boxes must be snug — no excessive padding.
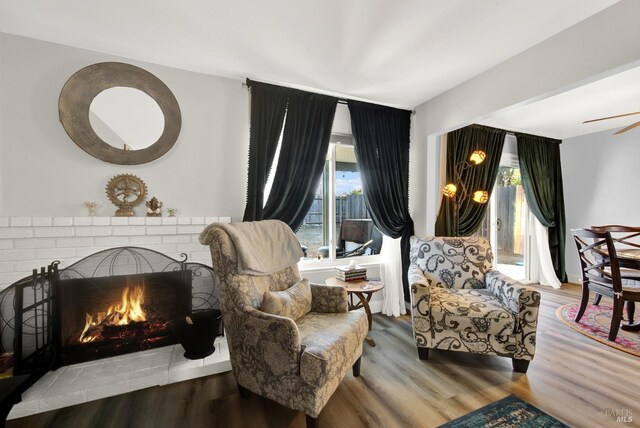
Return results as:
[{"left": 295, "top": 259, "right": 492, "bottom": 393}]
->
[{"left": 439, "top": 395, "right": 568, "bottom": 428}]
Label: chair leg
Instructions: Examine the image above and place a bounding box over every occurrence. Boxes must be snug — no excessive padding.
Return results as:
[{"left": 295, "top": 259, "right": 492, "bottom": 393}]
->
[
  {"left": 593, "top": 294, "right": 602, "bottom": 306},
  {"left": 306, "top": 414, "right": 318, "bottom": 428},
  {"left": 237, "top": 383, "right": 251, "bottom": 399},
  {"left": 575, "top": 286, "right": 590, "bottom": 322},
  {"left": 512, "top": 359, "right": 530, "bottom": 374},
  {"left": 608, "top": 300, "right": 625, "bottom": 341},
  {"left": 626, "top": 301, "right": 635, "bottom": 325},
  {"left": 352, "top": 356, "right": 361, "bottom": 377},
  {"left": 417, "top": 347, "right": 429, "bottom": 360}
]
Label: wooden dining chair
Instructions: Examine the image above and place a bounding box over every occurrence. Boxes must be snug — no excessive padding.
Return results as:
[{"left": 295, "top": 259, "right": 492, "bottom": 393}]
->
[
  {"left": 571, "top": 228, "right": 640, "bottom": 341},
  {"left": 590, "top": 225, "right": 640, "bottom": 323}
]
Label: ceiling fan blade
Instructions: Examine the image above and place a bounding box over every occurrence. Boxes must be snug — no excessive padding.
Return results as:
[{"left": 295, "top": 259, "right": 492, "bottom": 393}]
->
[
  {"left": 583, "top": 111, "right": 640, "bottom": 124},
  {"left": 582, "top": 111, "right": 640, "bottom": 123},
  {"left": 613, "top": 120, "right": 640, "bottom": 135}
]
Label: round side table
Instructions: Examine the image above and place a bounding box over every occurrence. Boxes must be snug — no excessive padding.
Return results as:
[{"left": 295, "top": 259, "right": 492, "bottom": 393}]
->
[{"left": 325, "top": 277, "right": 384, "bottom": 346}]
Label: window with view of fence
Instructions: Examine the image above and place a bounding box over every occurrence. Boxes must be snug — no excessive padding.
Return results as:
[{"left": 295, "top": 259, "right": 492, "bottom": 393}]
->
[{"left": 303, "top": 194, "right": 369, "bottom": 225}]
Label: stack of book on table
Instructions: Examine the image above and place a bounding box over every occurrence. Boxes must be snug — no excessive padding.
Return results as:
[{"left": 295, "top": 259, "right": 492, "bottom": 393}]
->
[{"left": 336, "top": 266, "right": 367, "bottom": 282}]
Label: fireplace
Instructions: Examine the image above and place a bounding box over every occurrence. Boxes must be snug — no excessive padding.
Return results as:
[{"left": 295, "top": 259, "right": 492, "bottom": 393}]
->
[
  {"left": 54, "top": 270, "right": 191, "bottom": 366},
  {"left": 0, "top": 246, "right": 222, "bottom": 375}
]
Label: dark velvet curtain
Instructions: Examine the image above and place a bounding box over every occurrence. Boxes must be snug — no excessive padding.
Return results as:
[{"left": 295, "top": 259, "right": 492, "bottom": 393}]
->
[
  {"left": 242, "top": 81, "right": 290, "bottom": 222},
  {"left": 347, "top": 100, "right": 414, "bottom": 301},
  {"left": 516, "top": 132, "right": 567, "bottom": 282},
  {"left": 435, "top": 125, "right": 506, "bottom": 236},
  {"left": 263, "top": 89, "right": 338, "bottom": 231}
]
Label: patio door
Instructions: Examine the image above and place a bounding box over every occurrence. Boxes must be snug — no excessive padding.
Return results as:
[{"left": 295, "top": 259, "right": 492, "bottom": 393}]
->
[{"left": 477, "top": 153, "right": 529, "bottom": 280}]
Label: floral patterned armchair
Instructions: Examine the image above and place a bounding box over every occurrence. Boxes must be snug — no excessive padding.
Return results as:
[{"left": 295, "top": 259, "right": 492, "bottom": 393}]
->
[
  {"left": 200, "top": 221, "right": 368, "bottom": 428},
  {"left": 408, "top": 236, "right": 540, "bottom": 373}
]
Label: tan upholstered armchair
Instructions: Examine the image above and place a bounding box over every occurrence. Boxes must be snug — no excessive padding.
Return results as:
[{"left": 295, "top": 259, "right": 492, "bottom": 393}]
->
[
  {"left": 200, "top": 220, "right": 368, "bottom": 428},
  {"left": 409, "top": 236, "right": 540, "bottom": 373}
]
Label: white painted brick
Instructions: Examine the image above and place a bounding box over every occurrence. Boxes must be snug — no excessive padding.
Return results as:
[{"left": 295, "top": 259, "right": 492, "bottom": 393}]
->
[
  {"left": 92, "top": 217, "right": 111, "bottom": 226},
  {"left": 129, "top": 236, "right": 162, "bottom": 245},
  {"left": 37, "top": 248, "right": 75, "bottom": 259},
  {"left": 53, "top": 217, "right": 73, "bottom": 227},
  {"left": 34, "top": 228, "right": 73, "bottom": 238},
  {"left": 76, "top": 226, "right": 111, "bottom": 237},
  {"left": 147, "top": 226, "right": 176, "bottom": 235},
  {"left": 0, "top": 228, "right": 34, "bottom": 239},
  {"left": 15, "top": 261, "right": 49, "bottom": 272},
  {"left": 144, "top": 244, "right": 178, "bottom": 255},
  {"left": 177, "top": 217, "right": 191, "bottom": 225},
  {"left": 161, "top": 217, "right": 177, "bottom": 225},
  {"left": 94, "top": 236, "right": 130, "bottom": 247},
  {"left": 0, "top": 240, "right": 13, "bottom": 250},
  {"left": 0, "top": 249, "right": 37, "bottom": 261},
  {"left": 191, "top": 216, "right": 205, "bottom": 225},
  {"left": 191, "top": 235, "right": 201, "bottom": 243},
  {"left": 128, "top": 217, "right": 145, "bottom": 225},
  {"left": 145, "top": 217, "right": 162, "bottom": 226},
  {"left": 110, "top": 217, "right": 129, "bottom": 226},
  {"left": 72, "top": 217, "right": 92, "bottom": 226},
  {"left": 219, "top": 217, "right": 232, "bottom": 223},
  {"left": 129, "top": 369, "right": 169, "bottom": 390},
  {"left": 86, "top": 378, "right": 130, "bottom": 402},
  {"left": 38, "top": 390, "right": 87, "bottom": 413},
  {"left": 56, "top": 237, "right": 94, "bottom": 248},
  {"left": 189, "top": 250, "right": 212, "bottom": 260},
  {"left": 0, "top": 218, "right": 7, "bottom": 227},
  {"left": 0, "top": 272, "right": 23, "bottom": 286},
  {"left": 14, "top": 238, "right": 55, "bottom": 249},
  {"left": 178, "top": 242, "right": 207, "bottom": 252},
  {"left": 76, "top": 247, "right": 109, "bottom": 258},
  {"left": 10, "top": 217, "right": 31, "bottom": 227},
  {"left": 0, "top": 262, "right": 14, "bottom": 273},
  {"left": 32, "top": 217, "right": 53, "bottom": 227},
  {"left": 205, "top": 216, "right": 219, "bottom": 224},
  {"left": 162, "top": 235, "right": 191, "bottom": 244},
  {"left": 177, "top": 225, "right": 204, "bottom": 234},
  {"left": 7, "top": 400, "right": 39, "bottom": 420},
  {"left": 112, "top": 226, "right": 145, "bottom": 236}
]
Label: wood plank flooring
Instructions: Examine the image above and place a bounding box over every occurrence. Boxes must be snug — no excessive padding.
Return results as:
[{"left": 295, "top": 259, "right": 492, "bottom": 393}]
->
[{"left": 8, "top": 284, "right": 640, "bottom": 428}]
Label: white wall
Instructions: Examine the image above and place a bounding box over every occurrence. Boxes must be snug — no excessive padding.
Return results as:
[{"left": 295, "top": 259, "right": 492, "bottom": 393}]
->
[
  {"left": 414, "top": 0, "right": 640, "bottom": 137},
  {"left": 562, "top": 129, "right": 640, "bottom": 282},
  {"left": 0, "top": 33, "right": 249, "bottom": 219},
  {"left": 410, "top": 1, "right": 640, "bottom": 236}
]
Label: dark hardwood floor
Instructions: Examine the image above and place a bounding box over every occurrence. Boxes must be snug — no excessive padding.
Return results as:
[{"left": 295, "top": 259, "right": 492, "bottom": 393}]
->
[{"left": 8, "top": 284, "right": 640, "bottom": 428}]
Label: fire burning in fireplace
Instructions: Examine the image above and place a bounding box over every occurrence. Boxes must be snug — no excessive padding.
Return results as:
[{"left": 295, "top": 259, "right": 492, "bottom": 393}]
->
[
  {"left": 56, "top": 270, "right": 191, "bottom": 366},
  {"left": 79, "top": 283, "right": 148, "bottom": 343}
]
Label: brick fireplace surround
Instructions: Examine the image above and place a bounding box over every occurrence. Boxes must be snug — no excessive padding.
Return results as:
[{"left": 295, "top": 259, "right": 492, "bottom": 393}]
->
[{"left": 0, "top": 216, "right": 232, "bottom": 419}]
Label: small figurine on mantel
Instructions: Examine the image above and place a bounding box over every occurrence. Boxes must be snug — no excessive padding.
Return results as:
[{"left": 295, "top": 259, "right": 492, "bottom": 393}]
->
[{"left": 146, "top": 197, "right": 163, "bottom": 217}]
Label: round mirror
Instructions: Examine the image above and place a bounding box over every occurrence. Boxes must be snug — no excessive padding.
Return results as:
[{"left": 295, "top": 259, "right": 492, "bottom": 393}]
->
[
  {"left": 89, "top": 87, "right": 165, "bottom": 151},
  {"left": 59, "top": 62, "right": 181, "bottom": 165}
]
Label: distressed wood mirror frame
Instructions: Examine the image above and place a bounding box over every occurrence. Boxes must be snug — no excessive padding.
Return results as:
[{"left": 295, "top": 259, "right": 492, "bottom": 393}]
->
[{"left": 59, "top": 62, "right": 182, "bottom": 165}]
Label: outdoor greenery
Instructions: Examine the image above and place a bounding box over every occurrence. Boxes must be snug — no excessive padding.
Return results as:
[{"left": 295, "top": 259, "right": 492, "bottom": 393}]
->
[{"left": 498, "top": 167, "right": 522, "bottom": 187}]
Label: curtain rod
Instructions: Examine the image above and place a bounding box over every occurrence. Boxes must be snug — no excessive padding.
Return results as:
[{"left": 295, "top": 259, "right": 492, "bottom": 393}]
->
[{"left": 243, "top": 78, "right": 415, "bottom": 114}]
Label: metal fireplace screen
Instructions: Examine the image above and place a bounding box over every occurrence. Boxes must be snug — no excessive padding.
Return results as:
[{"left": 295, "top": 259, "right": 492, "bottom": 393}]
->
[
  {"left": 0, "top": 247, "right": 222, "bottom": 374},
  {"left": 54, "top": 270, "right": 191, "bottom": 366}
]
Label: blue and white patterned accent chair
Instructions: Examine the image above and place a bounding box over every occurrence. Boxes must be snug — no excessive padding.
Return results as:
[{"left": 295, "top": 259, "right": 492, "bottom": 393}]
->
[{"left": 408, "top": 236, "right": 540, "bottom": 373}]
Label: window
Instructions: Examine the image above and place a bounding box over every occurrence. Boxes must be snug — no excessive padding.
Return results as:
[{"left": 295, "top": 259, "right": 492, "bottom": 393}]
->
[
  {"left": 296, "top": 136, "right": 381, "bottom": 261},
  {"left": 475, "top": 151, "right": 529, "bottom": 280},
  {"left": 264, "top": 131, "right": 382, "bottom": 262}
]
